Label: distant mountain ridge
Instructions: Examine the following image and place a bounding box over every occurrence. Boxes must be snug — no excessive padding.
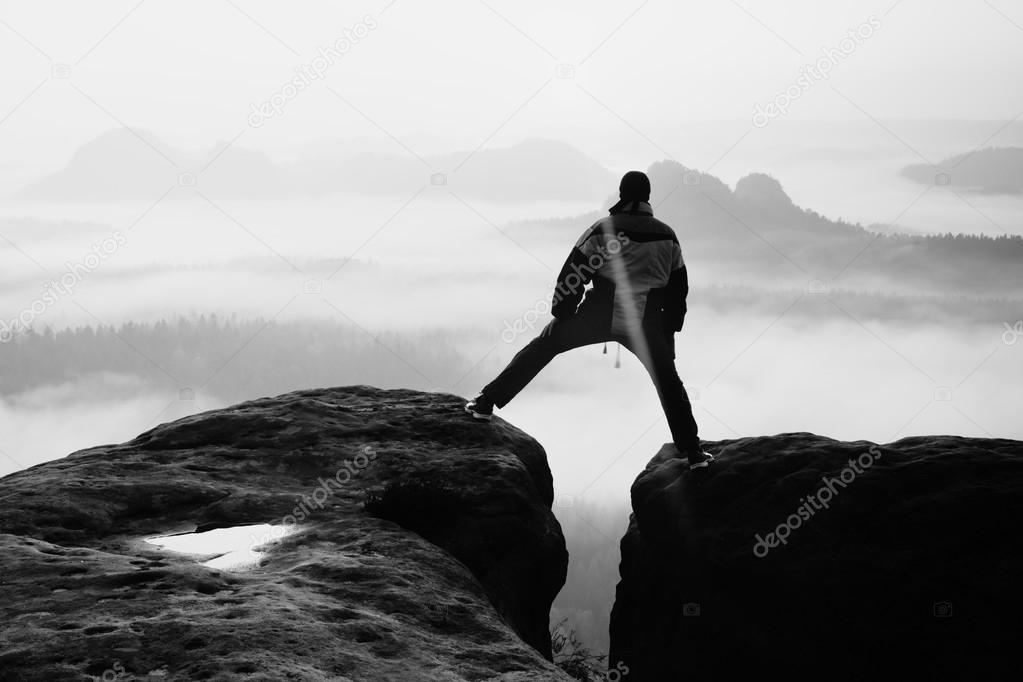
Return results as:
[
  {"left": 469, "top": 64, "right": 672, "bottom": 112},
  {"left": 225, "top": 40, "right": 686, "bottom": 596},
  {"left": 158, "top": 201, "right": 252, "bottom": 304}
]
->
[
  {"left": 507, "top": 159, "right": 1023, "bottom": 298},
  {"left": 19, "top": 133, "right": 1023, "bottom": 297},
  {"left": 902, "top": 146, "right": 1023, "bottom": 194},
  {"left": 604, "top": 160, "right": 1023, "bottom": 297},
  {"left": 18, "top": 129, "right": 614, "bottom": 203}
]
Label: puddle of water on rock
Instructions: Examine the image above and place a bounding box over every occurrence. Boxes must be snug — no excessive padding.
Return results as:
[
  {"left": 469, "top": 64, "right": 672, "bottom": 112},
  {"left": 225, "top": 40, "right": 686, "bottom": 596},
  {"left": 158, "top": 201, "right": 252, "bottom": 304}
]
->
[{"left": 145, "top": 523, "right": 294, "bottom": 570}]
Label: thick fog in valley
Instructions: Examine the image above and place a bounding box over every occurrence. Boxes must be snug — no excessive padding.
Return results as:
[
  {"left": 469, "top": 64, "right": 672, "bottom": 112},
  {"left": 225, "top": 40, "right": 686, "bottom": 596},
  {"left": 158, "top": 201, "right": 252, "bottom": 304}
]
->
[{"left": 3, "top": 0, "right": 1022, "bottom": 657}]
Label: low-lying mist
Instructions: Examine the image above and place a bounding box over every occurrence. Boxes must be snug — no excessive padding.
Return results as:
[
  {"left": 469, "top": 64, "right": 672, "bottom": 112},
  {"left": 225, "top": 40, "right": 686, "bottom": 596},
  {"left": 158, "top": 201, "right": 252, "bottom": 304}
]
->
[{"left": 3, "top": 305, "right": 1018, "bottom": 483}]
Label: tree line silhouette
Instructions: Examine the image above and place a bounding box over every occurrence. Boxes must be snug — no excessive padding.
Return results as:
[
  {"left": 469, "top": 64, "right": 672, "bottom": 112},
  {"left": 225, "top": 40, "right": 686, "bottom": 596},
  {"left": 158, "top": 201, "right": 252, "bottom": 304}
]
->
[{"left": 0, "top": 315, "right": 483, "bottom": 402}]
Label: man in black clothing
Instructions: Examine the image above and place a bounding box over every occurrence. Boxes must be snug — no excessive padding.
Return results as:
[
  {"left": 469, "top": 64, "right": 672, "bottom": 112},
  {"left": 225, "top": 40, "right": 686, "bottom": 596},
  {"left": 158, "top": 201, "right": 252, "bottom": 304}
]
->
[{"left": 466, "top": 171, "right": 713, "bottom": 469}]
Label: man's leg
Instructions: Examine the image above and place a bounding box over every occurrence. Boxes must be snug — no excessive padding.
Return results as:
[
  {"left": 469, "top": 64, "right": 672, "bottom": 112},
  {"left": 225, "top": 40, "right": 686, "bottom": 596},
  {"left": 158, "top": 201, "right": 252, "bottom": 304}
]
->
[
  {"left": 621, "top": 328, "right": 701, "bottom": 458},
  {"left": 482, "top": 313, "right": 608, "bottom": 408}
]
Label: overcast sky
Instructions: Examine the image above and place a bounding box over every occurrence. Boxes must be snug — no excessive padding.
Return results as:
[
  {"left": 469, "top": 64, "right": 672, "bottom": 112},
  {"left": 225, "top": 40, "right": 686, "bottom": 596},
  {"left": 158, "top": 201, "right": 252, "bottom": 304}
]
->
[{"left": 2, "top": 0, "right": 1022, "bottom": 169}]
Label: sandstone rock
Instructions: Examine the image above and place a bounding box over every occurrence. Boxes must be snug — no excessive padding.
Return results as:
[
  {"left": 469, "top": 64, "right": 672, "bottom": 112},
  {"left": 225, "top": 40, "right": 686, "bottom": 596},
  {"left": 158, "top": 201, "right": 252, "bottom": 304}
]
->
[
  {"left": 610, "top": 433, "right": 1023, "bottom": 680},
  {"left": 0, "top": 386, "right": 570, "bottom": 681}
]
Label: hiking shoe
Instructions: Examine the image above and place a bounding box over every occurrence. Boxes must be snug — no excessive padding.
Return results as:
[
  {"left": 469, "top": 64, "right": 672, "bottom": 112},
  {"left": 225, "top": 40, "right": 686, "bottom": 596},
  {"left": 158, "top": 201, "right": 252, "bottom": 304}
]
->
[
  {"left": 464, "top": 394, "right": 494, "bottom": 421},
  {"left": 687, "top": 451, "right": 715, "bottom": 470}
]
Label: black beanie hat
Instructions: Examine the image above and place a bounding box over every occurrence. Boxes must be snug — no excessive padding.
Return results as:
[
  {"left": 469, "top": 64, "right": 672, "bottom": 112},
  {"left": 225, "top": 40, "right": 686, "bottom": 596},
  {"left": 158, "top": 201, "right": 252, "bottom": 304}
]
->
[{"left": 619, "top": 170, "right": 650, "bottom": 201}]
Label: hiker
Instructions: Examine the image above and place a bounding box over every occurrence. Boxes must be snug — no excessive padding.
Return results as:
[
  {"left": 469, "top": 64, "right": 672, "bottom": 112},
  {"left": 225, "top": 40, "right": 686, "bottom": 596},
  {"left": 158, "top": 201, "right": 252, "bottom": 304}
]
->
[{"left": 466, "top": 170, "right": 714, "bottom": 470}]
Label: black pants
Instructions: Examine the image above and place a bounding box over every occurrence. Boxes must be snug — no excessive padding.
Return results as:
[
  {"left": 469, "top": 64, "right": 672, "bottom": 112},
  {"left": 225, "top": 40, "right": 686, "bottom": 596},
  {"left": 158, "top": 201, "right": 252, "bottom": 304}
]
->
[{"left": 482, "top": 307, "right": 701, "bottom": 457}]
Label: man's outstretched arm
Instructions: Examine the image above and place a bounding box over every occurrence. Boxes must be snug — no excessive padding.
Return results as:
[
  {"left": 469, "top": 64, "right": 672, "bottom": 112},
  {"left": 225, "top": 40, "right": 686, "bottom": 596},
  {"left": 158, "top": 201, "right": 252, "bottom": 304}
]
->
[
  {"left": 551, "top": 245, "right": 591, "bottom": 318},
  {"left": 550, "top": 224, "right": 601, "bottom": 318}
]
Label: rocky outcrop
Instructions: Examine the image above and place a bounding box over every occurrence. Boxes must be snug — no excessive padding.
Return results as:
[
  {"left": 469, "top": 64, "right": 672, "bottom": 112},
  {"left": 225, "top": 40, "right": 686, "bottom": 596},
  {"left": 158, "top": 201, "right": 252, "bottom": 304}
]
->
[
  {"left": 732, "top": 172, "right": 794, "bottom": 210},
  {"left": 0, "top": 386, "right": 571, "bottom": 681},
  {"left": 610, "top": 433, "right": 1023, "bottom": 681}
]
